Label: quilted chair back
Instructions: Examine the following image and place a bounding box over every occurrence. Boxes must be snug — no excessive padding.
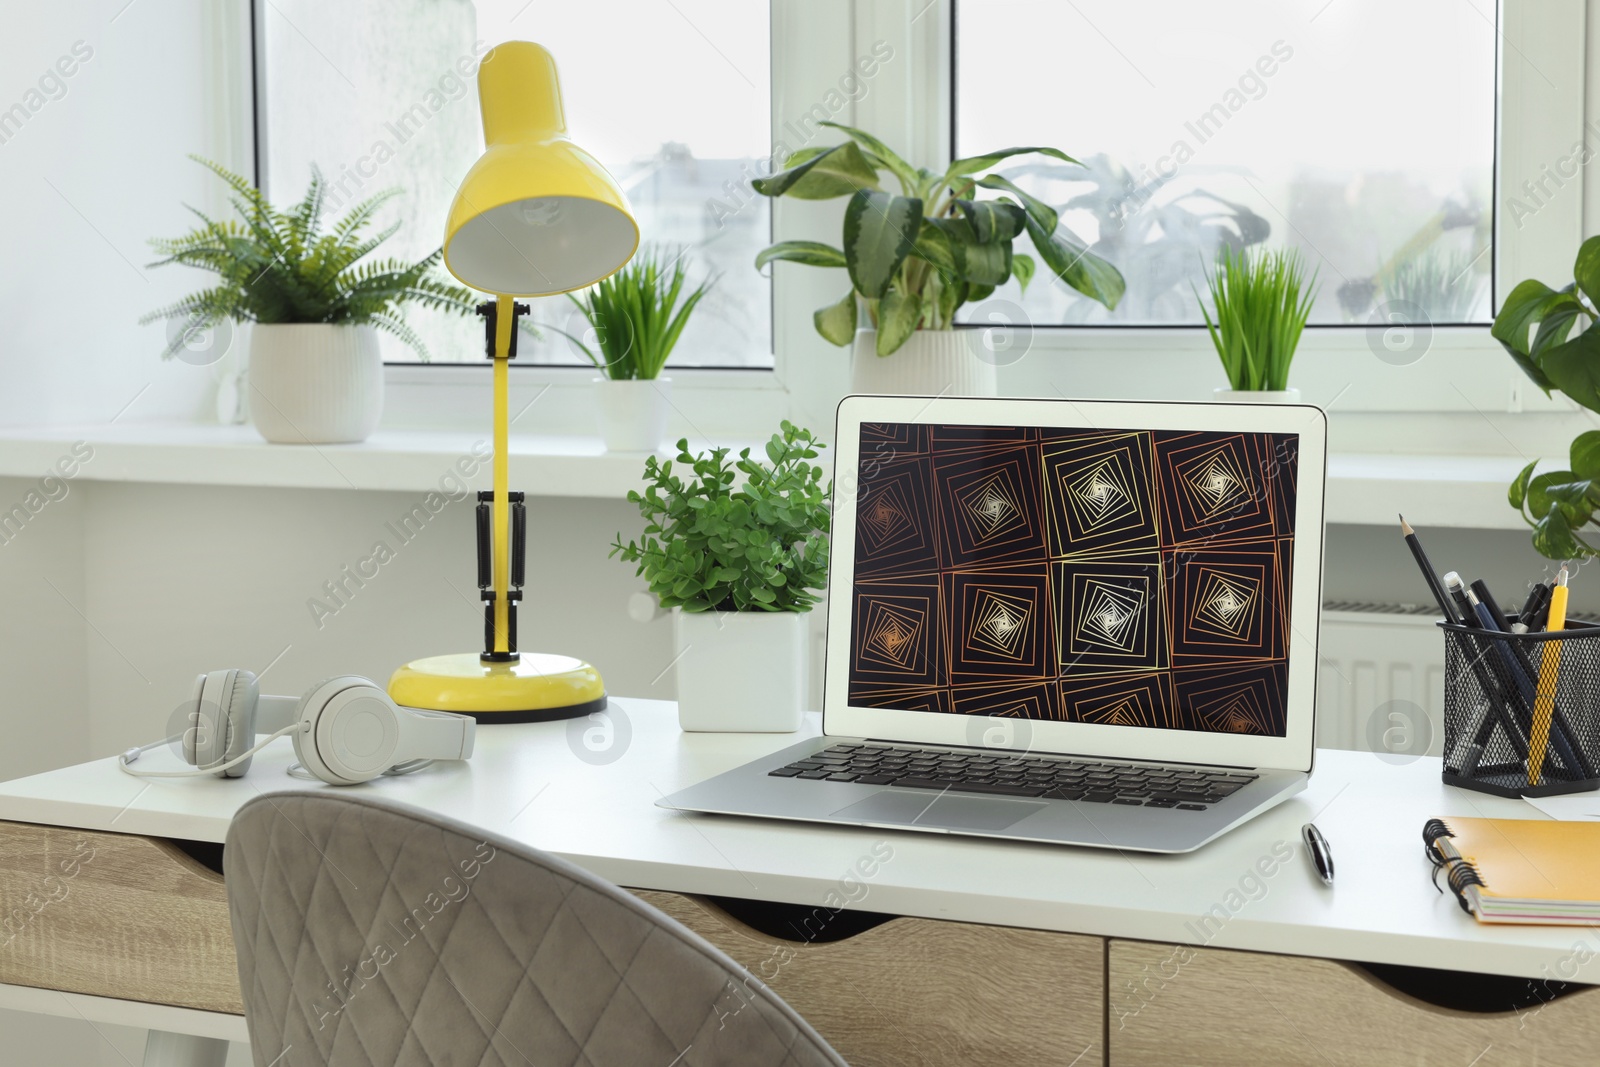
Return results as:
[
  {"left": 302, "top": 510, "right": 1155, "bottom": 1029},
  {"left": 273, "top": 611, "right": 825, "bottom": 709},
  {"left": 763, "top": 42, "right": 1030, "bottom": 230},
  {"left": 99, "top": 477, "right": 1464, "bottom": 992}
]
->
[{"left": 225, "top": 791, "right": 848, "bottom": 1067}]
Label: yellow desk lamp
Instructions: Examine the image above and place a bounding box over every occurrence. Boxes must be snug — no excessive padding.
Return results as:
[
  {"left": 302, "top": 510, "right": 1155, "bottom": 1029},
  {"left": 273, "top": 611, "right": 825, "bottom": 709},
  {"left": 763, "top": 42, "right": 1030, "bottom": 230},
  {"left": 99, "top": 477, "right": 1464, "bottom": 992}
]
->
[{"left": 389, "top": 41, "right": 638, "bottom": 722}]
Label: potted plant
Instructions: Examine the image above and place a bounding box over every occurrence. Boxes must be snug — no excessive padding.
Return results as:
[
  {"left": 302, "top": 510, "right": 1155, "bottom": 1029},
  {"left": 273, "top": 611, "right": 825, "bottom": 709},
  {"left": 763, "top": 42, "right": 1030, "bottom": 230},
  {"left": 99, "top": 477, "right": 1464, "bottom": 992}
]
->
[
  {"left": 613, "top": 421, "right": 830, "bottom": 731},
  {"left": 143, "top": 157, "right": 482, "bottom": 444},
  {"left": 750, "top": 121, "right": 1124, "bottom": 396},
  {"left": 565, "top": 248, "right": 711, "bottom": 453},
  {"left": 1495, "top": 235, "right": 1600, "bottom": 558},
  {"left": 1196, "top": 245, "right": 1318, "bottom": 403}
]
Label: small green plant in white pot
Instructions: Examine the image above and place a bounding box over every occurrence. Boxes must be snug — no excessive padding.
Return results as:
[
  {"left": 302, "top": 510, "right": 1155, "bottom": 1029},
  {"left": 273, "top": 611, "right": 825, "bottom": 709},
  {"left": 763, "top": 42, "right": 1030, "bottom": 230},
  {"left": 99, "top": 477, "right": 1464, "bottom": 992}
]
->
[
  {"left": 613, "top": 421, "right": 830, "bottom": 731},
  {"left": 566, "top": 248, "right": 711, "bottom": 453},
  {"left": 144, "top": 158, "right": 483, "bottom": 443},
  {"left": 751, "top": 121, "right": 1123, "bottom": 396},
  {"left": 1196, "top": 245, "right": 1318, "bottom": 403}
]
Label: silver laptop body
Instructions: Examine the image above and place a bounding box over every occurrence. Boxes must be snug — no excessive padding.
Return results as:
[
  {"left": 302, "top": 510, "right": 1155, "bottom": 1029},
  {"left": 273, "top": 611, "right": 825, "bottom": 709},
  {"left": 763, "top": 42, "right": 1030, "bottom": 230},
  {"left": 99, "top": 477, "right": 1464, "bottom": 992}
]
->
[{"left": 659, "top": 396, "right": 1327, "bottom": 854}]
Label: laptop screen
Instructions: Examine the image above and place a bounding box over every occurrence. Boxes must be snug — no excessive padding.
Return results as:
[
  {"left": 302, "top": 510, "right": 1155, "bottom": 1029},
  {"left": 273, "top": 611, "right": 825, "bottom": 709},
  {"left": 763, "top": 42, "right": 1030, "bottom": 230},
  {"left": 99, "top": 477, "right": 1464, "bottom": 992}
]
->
[{"left": 847, "top": 423, "right": 1299, "bottom": 737}]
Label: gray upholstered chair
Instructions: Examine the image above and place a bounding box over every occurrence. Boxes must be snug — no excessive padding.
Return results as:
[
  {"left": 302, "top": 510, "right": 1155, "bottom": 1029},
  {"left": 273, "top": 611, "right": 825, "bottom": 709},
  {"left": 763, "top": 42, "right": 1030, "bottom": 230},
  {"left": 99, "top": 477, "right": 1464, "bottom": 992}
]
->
[{"left": 225, "top": 791, "right": 848, "bottom": 1067}]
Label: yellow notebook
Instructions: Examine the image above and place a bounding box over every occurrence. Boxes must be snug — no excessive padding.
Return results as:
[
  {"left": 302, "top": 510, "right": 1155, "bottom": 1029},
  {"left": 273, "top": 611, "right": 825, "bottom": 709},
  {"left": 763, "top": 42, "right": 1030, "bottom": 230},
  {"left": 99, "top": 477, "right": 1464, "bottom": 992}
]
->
[{"left": 1425, "top": 816, "right": 1600, "bottom": 924}]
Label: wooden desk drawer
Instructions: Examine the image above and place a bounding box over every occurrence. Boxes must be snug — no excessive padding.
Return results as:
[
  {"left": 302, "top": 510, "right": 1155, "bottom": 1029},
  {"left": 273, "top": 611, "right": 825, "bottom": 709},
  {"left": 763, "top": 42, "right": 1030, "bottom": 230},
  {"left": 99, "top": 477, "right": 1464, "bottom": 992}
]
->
[
  {"left": 0, "top": 820, "right": 242, "bottom": 1015},
  {"left": 634, "top": 889, "right": 1104, "bottom": 1067},
  {"left": 1109, "top": 938, "right": 1600, "bottom": 1066}
]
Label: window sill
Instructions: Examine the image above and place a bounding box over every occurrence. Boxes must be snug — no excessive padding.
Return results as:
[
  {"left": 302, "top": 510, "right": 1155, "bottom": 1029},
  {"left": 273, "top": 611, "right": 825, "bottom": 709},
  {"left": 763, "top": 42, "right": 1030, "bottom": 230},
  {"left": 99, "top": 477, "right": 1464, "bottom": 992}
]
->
[
  {"left": 0, "top": 422, "right": 757, "bottom": 501},
  {"left": 0, "top": 422, "right": 1537, "bottom": 528},
  {"left": 1324, "top": 453, "right": 1528, "bottom": 531}
]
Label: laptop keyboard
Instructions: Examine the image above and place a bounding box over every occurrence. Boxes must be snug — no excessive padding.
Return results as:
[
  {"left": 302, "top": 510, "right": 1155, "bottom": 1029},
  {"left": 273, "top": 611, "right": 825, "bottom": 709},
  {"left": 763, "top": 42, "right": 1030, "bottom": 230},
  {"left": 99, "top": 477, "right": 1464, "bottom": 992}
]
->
[{"left": 768, "top": 743, "right": 1258, "bottom": 810}]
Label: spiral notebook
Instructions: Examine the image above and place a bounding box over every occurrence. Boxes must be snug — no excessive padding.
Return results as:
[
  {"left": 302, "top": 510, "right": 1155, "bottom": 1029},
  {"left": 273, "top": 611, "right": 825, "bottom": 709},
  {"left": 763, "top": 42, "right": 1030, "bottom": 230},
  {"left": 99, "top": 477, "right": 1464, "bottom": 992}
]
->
[{"left": 1424, "top": 816, "right": 1600, "bottom": 924}]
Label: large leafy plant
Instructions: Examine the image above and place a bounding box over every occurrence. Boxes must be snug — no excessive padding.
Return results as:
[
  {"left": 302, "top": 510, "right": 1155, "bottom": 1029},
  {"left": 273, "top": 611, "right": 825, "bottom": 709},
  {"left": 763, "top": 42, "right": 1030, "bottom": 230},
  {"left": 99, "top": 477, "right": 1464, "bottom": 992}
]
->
[
  {"left": 1497, "top": 235, "right": 1600, "bottom": 558},
  {"left": 751, "top": 122, "right": 1125, "bottom": 357},
  {"left": 613, "top": 422, "right": 830, "bottom": 612},
  {"left": 142, "top": 156, "right": 482, "bottom": 360},
  {"left": 1196, "top": 246, "right": 1318, "bottom": 391},
  {"left": 566, "top": 248, "right": 711, "bottom": 380}
]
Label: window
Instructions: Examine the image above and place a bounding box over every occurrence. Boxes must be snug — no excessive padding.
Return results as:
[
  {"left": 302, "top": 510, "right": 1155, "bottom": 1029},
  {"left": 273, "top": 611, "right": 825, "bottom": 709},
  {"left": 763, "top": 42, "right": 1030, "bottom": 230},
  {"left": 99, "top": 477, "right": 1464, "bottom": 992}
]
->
[
  {"left": 258, "top": 0, "right": 772, "bottom": 367},
  {"left": 953, "top": 0, "right": 1495, "bottom": 328}
]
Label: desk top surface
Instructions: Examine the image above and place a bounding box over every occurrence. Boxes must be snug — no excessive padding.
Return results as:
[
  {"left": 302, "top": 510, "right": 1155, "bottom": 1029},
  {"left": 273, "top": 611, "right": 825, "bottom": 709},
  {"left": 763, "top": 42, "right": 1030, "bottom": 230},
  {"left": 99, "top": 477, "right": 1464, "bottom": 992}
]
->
[{"left": 1, "top": 699, "right": 1593, "bottom": 983}]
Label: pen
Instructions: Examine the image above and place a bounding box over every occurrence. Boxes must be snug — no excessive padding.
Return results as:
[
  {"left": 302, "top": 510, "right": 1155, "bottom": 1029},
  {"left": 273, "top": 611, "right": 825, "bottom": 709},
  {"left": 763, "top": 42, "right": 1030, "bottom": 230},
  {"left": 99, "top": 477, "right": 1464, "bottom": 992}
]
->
[
  {"left": 1444, "top": 572, "right": 1531, "bottom": 763},
  {"left": 1471, "top": 579, "right": 1516, "bottom": 634},
  {"left": 1528, "top": 584, "right": 1556, "bottom": 632},
  {"left": 1475, "top": 576, "right": 1590, "bottom": 780},
  {"left": 1455, "top": 697, "right": 1496, "bottom": 779},
  {"left": 1514, "top": 583, "right": 1551, "bottom": 634},
  {"left": 1302, "top": 823, "right": 1334, "bottom": 886},
  {"left": 1454, "top": 573, "right": 1586, "bottom": 778},
  {"left": 1529, "top": 566, "right": 1570, "bottom": 786},
  {"left": 1399, "top": 516, "right": 1460, "bottom": 625}
]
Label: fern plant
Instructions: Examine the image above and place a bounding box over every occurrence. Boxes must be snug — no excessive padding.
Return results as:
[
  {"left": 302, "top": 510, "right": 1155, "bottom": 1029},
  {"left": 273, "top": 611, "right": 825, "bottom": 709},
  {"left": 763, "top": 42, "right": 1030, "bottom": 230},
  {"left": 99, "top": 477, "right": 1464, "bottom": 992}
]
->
[{"left": 142, "top": 156, "right": 484, "bottom": 360}]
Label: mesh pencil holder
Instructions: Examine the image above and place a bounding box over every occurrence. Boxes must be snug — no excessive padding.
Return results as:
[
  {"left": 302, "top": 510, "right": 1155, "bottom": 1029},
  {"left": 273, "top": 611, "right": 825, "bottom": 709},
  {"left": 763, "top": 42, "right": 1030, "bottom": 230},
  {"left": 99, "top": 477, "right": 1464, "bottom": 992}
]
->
[{"left": 1440, "top": 617, "right": 1600, "bottom": 797}]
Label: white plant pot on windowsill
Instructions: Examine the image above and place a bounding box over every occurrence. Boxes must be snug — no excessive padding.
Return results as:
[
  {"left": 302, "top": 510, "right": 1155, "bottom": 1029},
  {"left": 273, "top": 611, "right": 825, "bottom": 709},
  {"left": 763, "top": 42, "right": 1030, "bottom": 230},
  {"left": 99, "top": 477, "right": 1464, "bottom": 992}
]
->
[
  {"left": 850, "top": 328, "right": 997, "bottom": 397},
  {"left": 674, "top": 608, "right": 805, "bottom": 732},
  {"left": 595, "top": 377, "right": 672, "bottom": 453},
  {"left": 248, "top": 323, "right": 383, "bottom": 444},
  {"left": 1212, "top": 387, "right": 1302, "bottom": 404}
]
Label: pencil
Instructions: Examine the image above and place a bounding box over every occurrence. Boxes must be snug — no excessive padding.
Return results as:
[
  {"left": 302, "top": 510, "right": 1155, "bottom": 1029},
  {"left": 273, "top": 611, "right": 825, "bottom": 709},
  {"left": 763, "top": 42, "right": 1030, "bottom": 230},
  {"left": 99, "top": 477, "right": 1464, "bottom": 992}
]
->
[
  {"left": 1399, "top": 515, "right": 1459, "bottom": 624},
  {"left": 1529, "top": 566, "right": 1569, "bottom": 786}
]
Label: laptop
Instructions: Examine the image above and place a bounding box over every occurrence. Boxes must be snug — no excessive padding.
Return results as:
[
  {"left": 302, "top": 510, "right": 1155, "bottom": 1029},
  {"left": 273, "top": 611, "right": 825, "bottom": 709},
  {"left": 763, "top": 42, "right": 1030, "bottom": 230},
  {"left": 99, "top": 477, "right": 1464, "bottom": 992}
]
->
[{"left": 659, "top": 395, "right": 1327, "bottom": 853}]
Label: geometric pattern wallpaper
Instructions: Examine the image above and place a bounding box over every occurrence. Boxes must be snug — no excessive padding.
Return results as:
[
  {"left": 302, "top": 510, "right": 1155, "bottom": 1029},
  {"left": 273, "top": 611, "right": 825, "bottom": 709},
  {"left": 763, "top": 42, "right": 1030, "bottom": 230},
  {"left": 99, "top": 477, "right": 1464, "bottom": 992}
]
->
[{"left": 849, "top": 423, "right": 1299, "bottom": 736}]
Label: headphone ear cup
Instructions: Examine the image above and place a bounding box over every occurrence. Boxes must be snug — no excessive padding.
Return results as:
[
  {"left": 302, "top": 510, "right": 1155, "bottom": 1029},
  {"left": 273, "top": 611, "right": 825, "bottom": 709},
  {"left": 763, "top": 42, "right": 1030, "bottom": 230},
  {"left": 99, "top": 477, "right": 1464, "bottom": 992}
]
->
[
  {"left": 189, "top": 670, "right": 242, "bottom": 774},
  {"left": 185, "top": 670, "right": 262, "bottom": 778},
  {"left": 294, "top": 676, "right": 397, "bottom": 785},
  {"left": 179, "top": 674, "right": 207, "bottom": 767},
  {"left": 218, "top": 670, "right": 261, "bottom": 778}
]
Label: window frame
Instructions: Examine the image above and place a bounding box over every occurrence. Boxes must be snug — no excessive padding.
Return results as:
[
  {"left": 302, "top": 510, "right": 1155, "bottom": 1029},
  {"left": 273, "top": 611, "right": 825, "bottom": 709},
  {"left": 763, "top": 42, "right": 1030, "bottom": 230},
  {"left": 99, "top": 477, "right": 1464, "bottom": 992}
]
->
[
  {"left": 928, "top": 0, "right": 1585, "bottom": 417},
  {"left": 249, "top": 0, "right": 1591, "bottom": 436}
]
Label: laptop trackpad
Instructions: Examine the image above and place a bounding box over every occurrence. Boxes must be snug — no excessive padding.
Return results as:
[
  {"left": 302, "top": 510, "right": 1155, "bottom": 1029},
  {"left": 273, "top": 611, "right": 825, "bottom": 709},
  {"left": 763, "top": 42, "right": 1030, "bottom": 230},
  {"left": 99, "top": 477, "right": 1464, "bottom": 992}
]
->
[{"left": 831, "top": 790, "right": 1044, "bottom": 832}]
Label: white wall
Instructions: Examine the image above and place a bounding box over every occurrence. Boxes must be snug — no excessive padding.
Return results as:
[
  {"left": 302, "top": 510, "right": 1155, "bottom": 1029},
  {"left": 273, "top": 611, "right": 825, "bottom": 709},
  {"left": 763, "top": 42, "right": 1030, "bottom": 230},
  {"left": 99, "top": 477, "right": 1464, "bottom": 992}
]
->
[
  {"left": 80, "top": 483, "right": 677, "bottom": 757},
  {"left": 0, "top": 1, "right": 250, "bottom": 1061}
]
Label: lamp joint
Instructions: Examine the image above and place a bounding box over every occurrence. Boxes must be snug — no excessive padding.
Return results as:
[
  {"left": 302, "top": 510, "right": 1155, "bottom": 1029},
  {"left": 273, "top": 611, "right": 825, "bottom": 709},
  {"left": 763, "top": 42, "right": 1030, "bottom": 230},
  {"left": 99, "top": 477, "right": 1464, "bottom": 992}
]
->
[{"left": 477, "top": 300, "right": 532, "bottom": 361}]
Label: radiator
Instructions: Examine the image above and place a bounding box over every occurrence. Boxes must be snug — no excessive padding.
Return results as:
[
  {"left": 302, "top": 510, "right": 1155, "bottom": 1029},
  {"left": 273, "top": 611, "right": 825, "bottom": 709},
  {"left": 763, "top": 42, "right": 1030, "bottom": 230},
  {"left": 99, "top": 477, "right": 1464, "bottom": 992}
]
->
[{"left": 1316, "top": 603, "right": 1445, "bottom": 757}]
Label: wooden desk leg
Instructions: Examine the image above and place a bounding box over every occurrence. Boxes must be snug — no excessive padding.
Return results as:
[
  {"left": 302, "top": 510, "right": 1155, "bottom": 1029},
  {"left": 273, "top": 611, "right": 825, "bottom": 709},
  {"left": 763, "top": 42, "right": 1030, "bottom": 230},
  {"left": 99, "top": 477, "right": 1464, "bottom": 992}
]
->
[{"left": 140, "top": 1031, "right": 231, "bottom": 1067}]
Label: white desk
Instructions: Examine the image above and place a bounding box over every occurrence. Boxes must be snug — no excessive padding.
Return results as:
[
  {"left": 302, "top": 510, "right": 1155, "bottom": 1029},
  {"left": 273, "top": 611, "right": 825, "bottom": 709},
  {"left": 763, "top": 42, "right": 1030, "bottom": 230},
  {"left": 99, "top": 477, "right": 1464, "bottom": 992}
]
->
[{"left": 2, "top": 698, "right": 1597, "bottom": 1066}]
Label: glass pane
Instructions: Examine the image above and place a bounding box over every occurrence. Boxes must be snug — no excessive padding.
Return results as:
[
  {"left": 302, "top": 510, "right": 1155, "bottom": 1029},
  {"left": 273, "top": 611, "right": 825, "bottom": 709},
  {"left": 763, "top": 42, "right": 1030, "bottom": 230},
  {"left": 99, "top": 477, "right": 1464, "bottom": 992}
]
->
[
  {"left": 954, "top": 0, "right": 1494, "bottom": 326},
  {"left": 262, "top": 0, "right": 771, "bottom": 366}
]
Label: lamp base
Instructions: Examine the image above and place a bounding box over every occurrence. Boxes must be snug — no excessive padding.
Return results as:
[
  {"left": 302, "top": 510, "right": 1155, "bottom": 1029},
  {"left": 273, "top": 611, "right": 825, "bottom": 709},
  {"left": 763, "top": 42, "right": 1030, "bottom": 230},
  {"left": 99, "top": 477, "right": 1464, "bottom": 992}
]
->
[{"left": 389, "top": 653, "right": 605, "bottom": 723}]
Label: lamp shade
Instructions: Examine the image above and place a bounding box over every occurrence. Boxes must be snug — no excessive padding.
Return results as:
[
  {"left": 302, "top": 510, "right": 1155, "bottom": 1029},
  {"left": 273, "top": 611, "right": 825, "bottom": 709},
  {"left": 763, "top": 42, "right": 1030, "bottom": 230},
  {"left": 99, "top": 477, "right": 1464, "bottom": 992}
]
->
[{"left": 444, "top": 42, "right": 638, "bottom": 297}]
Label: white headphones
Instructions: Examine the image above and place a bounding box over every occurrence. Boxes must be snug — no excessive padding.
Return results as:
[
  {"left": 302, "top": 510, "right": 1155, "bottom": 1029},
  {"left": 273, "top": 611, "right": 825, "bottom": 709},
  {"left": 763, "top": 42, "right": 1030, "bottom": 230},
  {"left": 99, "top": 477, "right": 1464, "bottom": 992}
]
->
[{"left": 119, "top": 669, "right": 476, "bottom": 785}]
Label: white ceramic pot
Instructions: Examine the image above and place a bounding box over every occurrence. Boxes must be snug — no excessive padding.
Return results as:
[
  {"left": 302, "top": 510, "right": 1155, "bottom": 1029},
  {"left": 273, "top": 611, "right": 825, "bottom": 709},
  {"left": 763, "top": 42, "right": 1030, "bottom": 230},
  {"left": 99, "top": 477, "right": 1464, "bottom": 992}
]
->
[
  {"left": 850, "top": 328, "right": 997, "bottom": 397},
  {"left": 1212, "top": 387, "right": 1303, "bottom": 404},
  {"left": 674, "top": 608, "right": 804, "bottom": 732},
  {"left": 248, "top": 324, "right": 383, "bottom": 444},
  {"left": 595, "top": 377, "right": 672, "bottom": 453}
]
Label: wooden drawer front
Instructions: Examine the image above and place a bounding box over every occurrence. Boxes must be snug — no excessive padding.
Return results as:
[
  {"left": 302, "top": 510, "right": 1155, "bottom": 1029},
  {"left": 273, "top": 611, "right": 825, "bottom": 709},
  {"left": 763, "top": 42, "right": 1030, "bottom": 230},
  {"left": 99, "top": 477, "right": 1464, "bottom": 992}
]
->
[
  {"left": 1109, "top": 939, "right": 1600, "bottom": 1067},
  {"left": 0, "top": 821, "right": 242, "bottom": 1014},
  {"left": 634, "top": 889, "right": 1103, "bottom": 1067}
]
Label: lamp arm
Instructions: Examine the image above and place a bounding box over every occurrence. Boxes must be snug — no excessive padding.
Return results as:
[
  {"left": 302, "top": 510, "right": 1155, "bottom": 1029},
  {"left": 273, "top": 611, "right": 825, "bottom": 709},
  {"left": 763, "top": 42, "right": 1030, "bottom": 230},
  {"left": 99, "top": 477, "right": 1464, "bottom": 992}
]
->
[{"left": 477, "top": 296, "right": 529, "bottom": 662}]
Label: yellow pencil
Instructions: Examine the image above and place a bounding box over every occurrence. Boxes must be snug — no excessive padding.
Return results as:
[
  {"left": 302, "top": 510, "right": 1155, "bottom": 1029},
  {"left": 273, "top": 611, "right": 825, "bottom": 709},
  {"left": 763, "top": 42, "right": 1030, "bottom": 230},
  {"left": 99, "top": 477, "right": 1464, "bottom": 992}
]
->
[{"left": 1529, "top": 566, "right": 1569, "bottom": 786}]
